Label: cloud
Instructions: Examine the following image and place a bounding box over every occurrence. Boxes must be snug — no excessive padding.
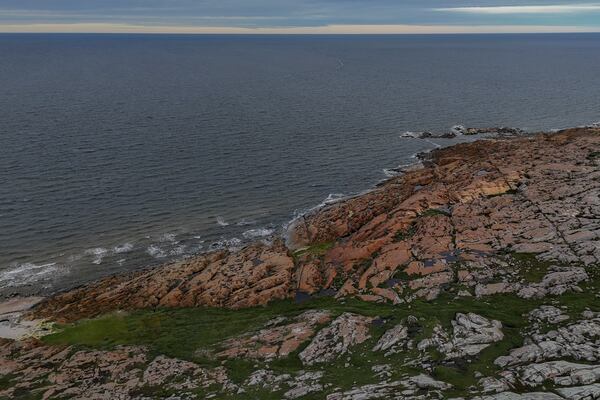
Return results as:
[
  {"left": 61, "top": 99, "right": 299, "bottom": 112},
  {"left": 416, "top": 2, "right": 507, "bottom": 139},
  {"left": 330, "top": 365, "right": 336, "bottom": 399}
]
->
[
  {"left": 436, "top": 4, "right": 600, "bottom": 14},
  {"left": 2, "top": 22, "right": 600, "bottom": 34}
]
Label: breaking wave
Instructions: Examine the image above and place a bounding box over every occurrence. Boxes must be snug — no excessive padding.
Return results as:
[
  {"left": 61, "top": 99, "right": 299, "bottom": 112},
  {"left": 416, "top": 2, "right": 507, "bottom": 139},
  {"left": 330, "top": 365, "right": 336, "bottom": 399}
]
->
[
  {"left": 216, "top": 217, "right": 229, "bottom": 227},
  {"left": 0, "top": 262, "right": 61, "bottom": 289},
  {"left": 85, "top": 247, "right": 108, "bottom": 265},
  {"left": 242, "top": 227, "right": 275, "bottom": 239}
]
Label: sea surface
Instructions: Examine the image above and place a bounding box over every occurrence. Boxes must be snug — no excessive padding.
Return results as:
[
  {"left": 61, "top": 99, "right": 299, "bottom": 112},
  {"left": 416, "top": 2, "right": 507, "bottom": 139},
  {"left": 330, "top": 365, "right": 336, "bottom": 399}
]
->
[{"left": 1, "top": 33, "right": 599, "bottom": 297}]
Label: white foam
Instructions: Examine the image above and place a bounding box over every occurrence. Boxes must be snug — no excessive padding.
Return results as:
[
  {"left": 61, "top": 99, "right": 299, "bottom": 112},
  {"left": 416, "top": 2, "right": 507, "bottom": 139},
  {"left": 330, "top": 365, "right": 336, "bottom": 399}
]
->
[
  {"left": 0, "top": 262, "right": 60, "bottom": 289},
  {"left": 423, "top": 139, "right": 442, "bottom": 149},
  {"left": 216, "top": 217, "right": 230, "bottom": 226},
  {"left": 323, "top": 193, "right": 345, "bottom": 205},
  {"left": 242, "top": 228, "right": 275, "bottom": 239},
  {"left": 236, "top": 218, "right": 257, "bottom": 226},
  {"left": 159, "top": 233, "right": 177, "bottom": 243},
  {"left": 450, "top": 124, "right": 466, "bottom": 135},
  {"left": 170, "top": 245, "right": 187, "bottom": 256},
  {"left": 146, "top": 245, "right": 167, "bottom": 258},
  {"left": 400, "top": 131, "right": 422, "bottom": 138},
  {"left": 383, "top": 168, "right": 401, "bottom": 178},
  {"left": 113, "top": 243, "right": 134, "bottom": 254},
  {"left": 85, "top": 247, "right": 108, "bottom": 265},
  {"left": 209, "top": 237, "right": 242, "bottom": 250}
]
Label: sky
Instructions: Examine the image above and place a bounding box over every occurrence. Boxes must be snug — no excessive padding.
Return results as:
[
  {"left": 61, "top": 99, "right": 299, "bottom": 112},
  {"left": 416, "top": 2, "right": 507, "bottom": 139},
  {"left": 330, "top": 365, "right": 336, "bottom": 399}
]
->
[{"left": 1, "top": 1, "right": 600, "bottom": 34}]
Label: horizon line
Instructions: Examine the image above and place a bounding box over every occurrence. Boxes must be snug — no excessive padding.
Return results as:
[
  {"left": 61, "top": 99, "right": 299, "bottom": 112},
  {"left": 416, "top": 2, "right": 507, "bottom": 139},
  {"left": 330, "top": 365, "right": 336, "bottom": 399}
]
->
[{"left": 2, "top": 23, "right": 600, "bottom": 35}]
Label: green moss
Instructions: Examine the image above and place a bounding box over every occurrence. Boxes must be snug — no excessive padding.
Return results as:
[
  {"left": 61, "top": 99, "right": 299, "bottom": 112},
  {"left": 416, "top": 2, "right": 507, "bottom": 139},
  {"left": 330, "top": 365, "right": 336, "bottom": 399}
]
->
[
  {"left": 392, "top": 268, "right": 411, "bottom": 281},
  {"left": 292, "top": 242, "right": 334, "bottom": 261},
  {"left": 587, "top": 151, "right": 600, "bottom": 160},
  {"left": 394, "top": 224, "right": 416, "bottom": 242},
  {"left": 507, "top": 252, "right": 553, "bottom": 283},
  {"left": 0, "top": 374, "right": 15, "bottom": 391}
]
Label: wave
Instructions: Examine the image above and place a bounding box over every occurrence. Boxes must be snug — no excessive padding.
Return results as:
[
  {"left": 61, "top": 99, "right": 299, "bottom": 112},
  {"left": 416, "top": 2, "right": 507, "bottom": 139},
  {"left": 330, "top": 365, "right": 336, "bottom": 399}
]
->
[
  {"left": 159, "top": 233, "right": 177, "bottom": 243},
  {"left": 323, "top": 193, "right": 345, "bottom": 205},
  {"left": 216, "top": 217, "right": 230, "bottom": 227},
  {"left": 236, "top": 218, "right": 257, "bottom": 226},
  {"left": 242, "top": 227, "right": 275, "bottom": 239},
  {"left": 113, "top": 243, "right": 134, "bottom": 254},
  {"left": 84, "top": 247, "right": 108, "bottom": 265},
  {"left": 209, "top": 237, "right": 242, "bottom": 251},
  {"left": 423, "top": 139, "right": 442, "bottom": 149},
  {"left": 146, "top": 245, "right": 167, "bottom": 258},
  {"left": 0, "top": 262, "right": 60, "bottom": 289}
]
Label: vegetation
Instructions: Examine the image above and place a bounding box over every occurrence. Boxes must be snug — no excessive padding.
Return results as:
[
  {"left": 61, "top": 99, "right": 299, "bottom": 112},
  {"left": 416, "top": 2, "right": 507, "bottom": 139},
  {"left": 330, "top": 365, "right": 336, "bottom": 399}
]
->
[
  {"left": 291, "top": 242, "right": 334, "bottom": 262},
  {"left": 587, "top": 151, "right": 600, "bottom": 160},
  {"left": 42, "top": 293, "right": 545, "bottom": 395},
  {"left": 38, "top": 260, "right": 600, "bottom": 398},
  {"left": 394, "top": 224, "right": 416, "bottom": 241},
  {"left": 507, "top": 252, "right": 553, "bottom": 283}
]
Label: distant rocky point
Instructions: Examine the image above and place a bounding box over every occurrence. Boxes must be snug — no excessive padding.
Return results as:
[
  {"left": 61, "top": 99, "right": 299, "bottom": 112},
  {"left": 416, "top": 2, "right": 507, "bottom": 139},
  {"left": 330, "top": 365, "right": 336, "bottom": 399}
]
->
[{"left": 401, "top": 125, "right": 526, "bottom": 139}]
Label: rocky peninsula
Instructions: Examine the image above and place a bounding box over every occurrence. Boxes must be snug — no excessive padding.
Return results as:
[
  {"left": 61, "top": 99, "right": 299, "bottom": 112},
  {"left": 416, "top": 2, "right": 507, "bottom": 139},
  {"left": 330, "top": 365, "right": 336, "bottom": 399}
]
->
[{"left": 1, "top": 126, "right": 599, "bottom": 399}]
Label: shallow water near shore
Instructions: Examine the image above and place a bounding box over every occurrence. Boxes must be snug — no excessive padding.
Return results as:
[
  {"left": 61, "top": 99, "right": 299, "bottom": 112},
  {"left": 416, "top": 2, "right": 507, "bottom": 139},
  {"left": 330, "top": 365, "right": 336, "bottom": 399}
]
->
[{"left": 1, "top": 33, "right": 600, "bottom": 297}]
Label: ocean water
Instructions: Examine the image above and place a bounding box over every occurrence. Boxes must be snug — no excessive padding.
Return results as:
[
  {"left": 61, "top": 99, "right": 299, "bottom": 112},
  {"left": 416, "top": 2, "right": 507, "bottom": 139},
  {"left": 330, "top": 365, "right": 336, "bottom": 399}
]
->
[{"left": 1, "top": 33, "right": 599, "bottom": 297}]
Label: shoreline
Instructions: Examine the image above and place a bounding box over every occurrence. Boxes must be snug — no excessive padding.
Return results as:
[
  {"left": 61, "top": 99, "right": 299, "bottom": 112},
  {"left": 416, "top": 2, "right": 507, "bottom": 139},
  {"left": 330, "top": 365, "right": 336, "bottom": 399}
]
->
[
  {"left": 0, "top": 124, "right": 482, "bottom": 301},
  {"left": 2, "top": 125, "right": 600, "bottom": 399},
  {"left": 6, "top": 121, "right": 597, "bottom": 301},
  {"left": 20, "top": 125, "right": 599, "bottom": 323}
]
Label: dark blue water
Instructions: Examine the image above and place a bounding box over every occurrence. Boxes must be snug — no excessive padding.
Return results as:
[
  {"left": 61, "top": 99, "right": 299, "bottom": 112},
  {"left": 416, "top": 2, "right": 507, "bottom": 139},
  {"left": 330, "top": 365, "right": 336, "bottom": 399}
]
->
[{"left": 1, "top": 34, "right": 599, "bottom": 297}]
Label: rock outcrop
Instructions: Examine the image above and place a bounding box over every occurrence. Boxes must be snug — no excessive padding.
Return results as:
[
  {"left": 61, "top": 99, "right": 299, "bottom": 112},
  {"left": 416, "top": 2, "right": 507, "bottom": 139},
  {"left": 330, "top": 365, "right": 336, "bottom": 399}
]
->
[
  {"left": 418, "top": 313, "right": 504, "bottom": 359},
  {"left": 217, "top": 310, "right": 331, "bottom": 360},
  {"left": 299, "top": 312, "right": 374, "bottom": 365},
  {"left": 31, "top": 241, "right": 295, "bottom": 323}
]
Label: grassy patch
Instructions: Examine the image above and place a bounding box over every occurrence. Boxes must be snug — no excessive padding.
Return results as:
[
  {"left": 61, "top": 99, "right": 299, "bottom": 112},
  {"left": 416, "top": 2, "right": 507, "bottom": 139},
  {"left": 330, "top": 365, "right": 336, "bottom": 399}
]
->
[
  {"left": 39, "top": 286, "right": 561, "bottom": 398},
  {"left": 292, "top": 242, "right": 334, "bottom": 261},
  {"left": 507, "top": 252, "right": 552, "bottom": 283},
  {"left": 394, "top": 224, "right": 416, "bottom": 242}
]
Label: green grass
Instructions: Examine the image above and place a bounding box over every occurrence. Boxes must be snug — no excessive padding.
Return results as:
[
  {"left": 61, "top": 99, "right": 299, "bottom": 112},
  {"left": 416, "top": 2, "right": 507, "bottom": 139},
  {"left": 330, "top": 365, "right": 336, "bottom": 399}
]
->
[
  {"left": 37, "top": 263, "right": 600, "bottom": 398},
  {"left": 394, "top": 224, "right": 416, "bottom": 242},
  {"left": 292, "top": 242, "right": 334, "bottom": 261},
  {"left": 41, "top": 294, "right": 542, "bottom": 392},
  {"left": 506, "top": 252, "right": 553, "bottom": 283}
]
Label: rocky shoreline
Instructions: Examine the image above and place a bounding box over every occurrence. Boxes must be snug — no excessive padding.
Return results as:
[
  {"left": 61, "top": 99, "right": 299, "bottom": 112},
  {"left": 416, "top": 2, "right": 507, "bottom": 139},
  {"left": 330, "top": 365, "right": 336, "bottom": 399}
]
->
[{"left": 1, "top": 126, "right": 599, "bottom": 399}]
